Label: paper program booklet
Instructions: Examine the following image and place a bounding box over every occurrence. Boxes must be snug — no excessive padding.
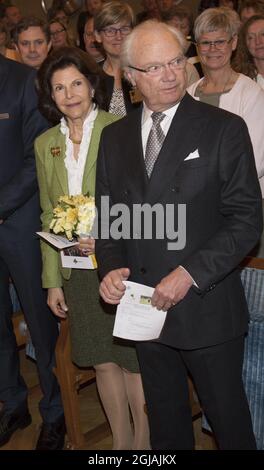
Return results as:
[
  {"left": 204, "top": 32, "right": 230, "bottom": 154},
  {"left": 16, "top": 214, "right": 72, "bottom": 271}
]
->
[
  {"left": 37, "top": 231, "right": 97, "bottom": 270},
  {"left": 113, "top": 281, "right": 167, "bottom": 341}
]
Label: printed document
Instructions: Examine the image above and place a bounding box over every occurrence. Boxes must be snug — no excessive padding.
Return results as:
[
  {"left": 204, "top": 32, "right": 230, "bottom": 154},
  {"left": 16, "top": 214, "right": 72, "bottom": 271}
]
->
[
  {"left": 36, "top": 231, "right": 78, "bottom": 250},
  {"left": 36, "top": 231, "right": 97, "bottom": 269},
  {"left": 113, "top": 281, "right": 167, "bottom": 341}
]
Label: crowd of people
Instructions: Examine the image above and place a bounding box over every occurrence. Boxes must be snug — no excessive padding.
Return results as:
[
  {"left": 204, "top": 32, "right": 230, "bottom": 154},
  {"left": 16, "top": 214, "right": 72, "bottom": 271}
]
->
[{"left": 0, "top": 0, "right": 263, "bottom": 452}]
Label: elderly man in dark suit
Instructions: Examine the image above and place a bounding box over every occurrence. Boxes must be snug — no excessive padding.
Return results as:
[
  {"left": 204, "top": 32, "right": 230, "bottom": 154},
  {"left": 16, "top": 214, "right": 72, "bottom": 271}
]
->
[
  {"left": 95, "top": 20, "right": 263, "bottom": 450},
  {"left": 0, "top": 55, "right": 65, "bottom": 450}
]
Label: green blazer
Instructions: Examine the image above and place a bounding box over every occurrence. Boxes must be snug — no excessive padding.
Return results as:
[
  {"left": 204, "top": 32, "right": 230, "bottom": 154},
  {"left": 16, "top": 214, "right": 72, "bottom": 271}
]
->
[{"left": 35, "top": 110, "right": 118, "bottom": 288}]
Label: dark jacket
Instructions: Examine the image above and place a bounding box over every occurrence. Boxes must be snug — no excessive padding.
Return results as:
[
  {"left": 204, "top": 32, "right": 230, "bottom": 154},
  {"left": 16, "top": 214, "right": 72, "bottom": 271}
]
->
[
  {"left": 102, "top": 70, "right": 141, "bottom": 114},
  {"left": 95, "top": 93, "right": 263, "bottom": 350},
  {"left": 0, "top": 55, "right": 48, "bottom": 227}
]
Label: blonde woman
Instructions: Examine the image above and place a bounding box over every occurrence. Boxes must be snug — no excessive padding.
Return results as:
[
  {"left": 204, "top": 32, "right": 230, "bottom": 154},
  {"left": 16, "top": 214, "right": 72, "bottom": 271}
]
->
[{"left": 188, "top": 7, "right": 264, "bottom": 195}]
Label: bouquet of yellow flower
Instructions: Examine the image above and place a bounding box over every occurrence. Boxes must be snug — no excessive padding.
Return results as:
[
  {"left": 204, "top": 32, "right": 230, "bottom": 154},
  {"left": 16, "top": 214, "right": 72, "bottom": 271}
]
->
[{"left": 49, "top": 195, "right": 96, "bottom": 240}]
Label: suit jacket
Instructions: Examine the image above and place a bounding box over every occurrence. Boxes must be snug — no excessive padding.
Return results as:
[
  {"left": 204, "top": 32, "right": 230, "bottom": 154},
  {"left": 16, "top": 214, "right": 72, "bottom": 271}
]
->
[
  {"left": 95, "top": 93, "right": 263, "bottom": 350},
  {"left": 0, "top": 55, "right": 48, "bottom": 236},
  {"left": 35, "top": 110, "right": 118, "bottom": 289}
]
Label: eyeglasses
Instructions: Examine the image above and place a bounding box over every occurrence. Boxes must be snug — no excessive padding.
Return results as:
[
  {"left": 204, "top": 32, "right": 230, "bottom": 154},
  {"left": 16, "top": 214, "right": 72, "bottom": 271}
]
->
[
  {"left": 50, "top": 28, "right": 65, "bottom": 37},
  {"left": 128, "top": 56, "right": 186, "bottom": 76},
  {"left": 100, "top": 26, "right": 131, "bottom": 37},
  {"left": 196, "top": 38, "right": 233, "bottom": 51}
]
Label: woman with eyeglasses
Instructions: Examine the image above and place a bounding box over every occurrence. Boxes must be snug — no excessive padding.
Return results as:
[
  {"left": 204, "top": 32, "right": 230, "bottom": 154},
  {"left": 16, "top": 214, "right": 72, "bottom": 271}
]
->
[
  {"left": 188, "top": 7, "right": 264, "bottom": 193},
  {"left": 49, "top": 19, "right": 71, "bottom": 49},
  {"left": 94, "top": 1, "right": 142, "bottom": 116}
]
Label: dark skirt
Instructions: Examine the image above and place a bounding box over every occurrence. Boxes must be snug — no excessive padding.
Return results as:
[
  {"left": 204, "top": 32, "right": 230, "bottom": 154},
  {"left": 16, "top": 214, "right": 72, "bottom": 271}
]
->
[{"left": 63, "top": 269, "right": 139, "bottom": 372}]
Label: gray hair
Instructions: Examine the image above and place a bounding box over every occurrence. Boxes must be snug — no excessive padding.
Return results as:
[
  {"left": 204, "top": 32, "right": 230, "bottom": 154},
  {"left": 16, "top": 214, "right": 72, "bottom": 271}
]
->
[
  {"left": 120, "top": 19, "right": 188, "bottom": 69},
  {"left": 194, "top": 7, "right": 241, "bottom": 42}
]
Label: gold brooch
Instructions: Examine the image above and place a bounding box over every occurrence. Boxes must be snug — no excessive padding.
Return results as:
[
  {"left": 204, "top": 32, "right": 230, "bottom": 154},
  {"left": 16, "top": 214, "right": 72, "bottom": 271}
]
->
[{"left": 50, "top": 146, "right": 61, "bottom": 157}]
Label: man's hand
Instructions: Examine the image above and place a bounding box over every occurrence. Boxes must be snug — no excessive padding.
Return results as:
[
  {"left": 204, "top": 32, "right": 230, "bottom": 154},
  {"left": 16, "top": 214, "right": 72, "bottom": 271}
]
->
[
  {"left": 0, "top": 220, "right": 3, "bottom": 224},
  {"left": 152, "top": 266, "right": 193, "bottom": 311},
  {"left": 47, "top": 287, "right": 68, "bottom": 318},
  {"left": 99, "top": 268, "right": 130, "bottom": 304}
]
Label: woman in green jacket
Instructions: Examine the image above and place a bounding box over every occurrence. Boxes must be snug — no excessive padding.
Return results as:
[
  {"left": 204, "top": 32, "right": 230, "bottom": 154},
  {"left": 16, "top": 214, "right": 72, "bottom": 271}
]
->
[{"left": 35, "top": 47, "right": 149, "bottom": 450}]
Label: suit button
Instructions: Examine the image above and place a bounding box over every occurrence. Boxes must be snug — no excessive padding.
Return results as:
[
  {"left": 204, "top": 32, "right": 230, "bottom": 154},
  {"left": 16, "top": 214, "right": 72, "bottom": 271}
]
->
[
  {"left": 171, "top": 187, "right": 180, "bottom": 193},
  {"left": 140, "top": 267, "right": 146, "bottom": 274},
  {"left": 207, "top": 283, "right": 216, "bottom": 292}
]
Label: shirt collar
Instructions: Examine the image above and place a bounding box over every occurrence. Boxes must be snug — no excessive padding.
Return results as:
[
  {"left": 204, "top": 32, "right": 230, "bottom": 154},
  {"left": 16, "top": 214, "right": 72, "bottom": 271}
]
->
[
  {"left": 142, "top": 101, "right": 181, "bottom": 126},
  {"left": 60, "top": 104, "right": 98, "bottom": 135}
]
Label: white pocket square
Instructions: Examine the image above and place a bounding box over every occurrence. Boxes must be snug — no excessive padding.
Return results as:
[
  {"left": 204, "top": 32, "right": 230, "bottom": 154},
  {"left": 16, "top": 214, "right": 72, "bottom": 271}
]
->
[{"left": 184, "top": 150, "right": 200, "bottom": 161}]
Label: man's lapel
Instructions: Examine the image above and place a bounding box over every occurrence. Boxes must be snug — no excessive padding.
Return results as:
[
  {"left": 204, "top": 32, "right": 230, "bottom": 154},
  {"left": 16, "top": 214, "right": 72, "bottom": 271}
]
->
[
  {"left": 123, "top": 107, "right": 148, "bottom": 202},
  {"left": 144, "top": 93, "right": 207, "bottom": 204}
]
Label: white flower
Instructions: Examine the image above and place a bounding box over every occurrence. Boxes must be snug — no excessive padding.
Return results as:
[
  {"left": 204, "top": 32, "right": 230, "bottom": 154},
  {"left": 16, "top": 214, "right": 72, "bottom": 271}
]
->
[{"left": 50, "top": 195, "right": 95, "bottom": 240}]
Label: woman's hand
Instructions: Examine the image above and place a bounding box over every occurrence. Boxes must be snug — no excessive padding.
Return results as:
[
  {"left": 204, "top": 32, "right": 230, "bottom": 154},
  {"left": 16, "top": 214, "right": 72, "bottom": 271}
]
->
[
  {"left": 77, "top": 236, "right": 95, "bottom": 255},
  {"left": 47, "top": 287, "right": 68, "bottom": 318}
]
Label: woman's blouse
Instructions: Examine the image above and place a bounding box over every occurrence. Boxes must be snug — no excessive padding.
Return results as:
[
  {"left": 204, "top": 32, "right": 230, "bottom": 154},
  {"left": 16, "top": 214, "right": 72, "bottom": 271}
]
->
[
  {"left": 60, "top": 107, "right": 98, "bottom": 195},
  {"left": 256, "top": 74, "right": 264, "bottom": 90},
  {"left": 108, "top": 88, "right": 127, "bottom": 117},
  {"left": 194, "top": 87, "right": 221, "bottom": 107}
]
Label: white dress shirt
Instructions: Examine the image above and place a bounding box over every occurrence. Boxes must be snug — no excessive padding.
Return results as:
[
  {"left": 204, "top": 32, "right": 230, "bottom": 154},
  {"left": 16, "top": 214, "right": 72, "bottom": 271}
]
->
[{"left": 141, "top": 102, "right": 180, "bottom": 157}]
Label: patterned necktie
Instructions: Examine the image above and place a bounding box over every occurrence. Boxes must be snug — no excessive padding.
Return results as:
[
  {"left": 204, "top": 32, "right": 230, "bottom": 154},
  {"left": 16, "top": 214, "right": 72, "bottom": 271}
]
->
[{"left": 145, "top": 112, "right": 166, "bottom": 177}]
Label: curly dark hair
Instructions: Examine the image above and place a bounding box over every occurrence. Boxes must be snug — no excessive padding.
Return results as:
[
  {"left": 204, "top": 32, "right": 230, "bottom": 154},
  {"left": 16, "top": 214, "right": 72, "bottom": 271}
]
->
[
  {"left": 232, "top": 14, "right": 264, "bottom": 79},
  {"left": 37, "top": 46, "right": 106, "bottom": 124}
]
